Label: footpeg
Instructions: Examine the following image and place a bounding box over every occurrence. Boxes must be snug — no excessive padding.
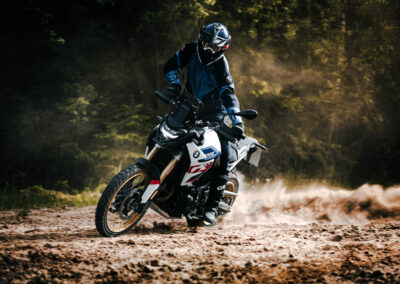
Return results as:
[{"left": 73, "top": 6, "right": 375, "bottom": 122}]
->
[{"left": 218, "top": 201, "right": 231, "bottom": 212}]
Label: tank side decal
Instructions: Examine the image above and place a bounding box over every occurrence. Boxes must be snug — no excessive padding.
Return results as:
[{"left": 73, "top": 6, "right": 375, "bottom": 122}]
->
[
  {"left": 180, "top": 129, "right": 221, "bottom": 186},
  {"left": 199, "top": 146, "right": 221, "bottom": 162},
  {"left": 185, "top": 161, "right": 214, "bottom": 183}
]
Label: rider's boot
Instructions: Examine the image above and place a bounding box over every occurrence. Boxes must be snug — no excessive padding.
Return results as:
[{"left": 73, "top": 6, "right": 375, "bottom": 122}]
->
[{"left": 203, "top": 179, "right": 227, "bottom": 225}]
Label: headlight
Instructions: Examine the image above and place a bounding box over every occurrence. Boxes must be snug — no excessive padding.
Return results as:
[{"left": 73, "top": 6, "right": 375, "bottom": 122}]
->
[{"left": 160, "top": 122, "right": 180, "bottom": 141}]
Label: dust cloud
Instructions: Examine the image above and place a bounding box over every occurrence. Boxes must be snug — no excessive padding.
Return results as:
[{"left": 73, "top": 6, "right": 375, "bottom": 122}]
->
[{"left": 226, "top": 175, "right": 400, "bottom": 226}]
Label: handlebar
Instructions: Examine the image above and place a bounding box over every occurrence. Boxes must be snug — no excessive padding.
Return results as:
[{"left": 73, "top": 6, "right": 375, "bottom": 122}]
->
[{"left": 155, "top": 89, "right": 174, "bottom": 104}]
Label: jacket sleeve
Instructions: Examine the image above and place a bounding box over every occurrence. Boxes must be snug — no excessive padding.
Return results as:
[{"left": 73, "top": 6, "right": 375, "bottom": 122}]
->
[
  {"left": 215, "top": 56, "right": 242, "bottom": 125},
  {"left": 164, "top": 42, "right": 197, "bottom": 86}
]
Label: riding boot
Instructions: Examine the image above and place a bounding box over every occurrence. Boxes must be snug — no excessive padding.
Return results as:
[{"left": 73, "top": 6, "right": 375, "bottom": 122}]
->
[{"left": 203, "top": 177, "right": 228, "bottom": 224}]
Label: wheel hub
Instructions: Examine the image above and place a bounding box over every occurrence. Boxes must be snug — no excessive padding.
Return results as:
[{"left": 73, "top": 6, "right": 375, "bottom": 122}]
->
[{"left": 119, "top": 192, "right": 142, "bottom": 219}]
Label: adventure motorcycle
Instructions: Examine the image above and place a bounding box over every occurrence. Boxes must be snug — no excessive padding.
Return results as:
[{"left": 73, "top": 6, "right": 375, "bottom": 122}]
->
[{"left": 95, "top": 75, "right": 267, "bottom": 237}]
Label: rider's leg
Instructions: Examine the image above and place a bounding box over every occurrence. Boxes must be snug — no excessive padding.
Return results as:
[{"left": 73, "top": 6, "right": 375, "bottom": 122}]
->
[{"left": 203, "top": 138, "right": 230, "bottom": 224}]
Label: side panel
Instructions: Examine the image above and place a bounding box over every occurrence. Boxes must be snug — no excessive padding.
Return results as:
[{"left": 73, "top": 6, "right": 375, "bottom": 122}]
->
[
  {"left": 180, "top": 130, "right": 221, "bottom": 186},
  {"left": 248, "top": 147, "right": 262, "bottom": 167},
  {"left": 228, "top": 137, "right": 257, "bottom": 171}
]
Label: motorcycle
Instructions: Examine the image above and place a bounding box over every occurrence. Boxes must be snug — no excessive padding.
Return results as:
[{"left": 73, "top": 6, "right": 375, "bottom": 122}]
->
[{"left": 95, "top": 74, "right": 267, "bottom": 237}]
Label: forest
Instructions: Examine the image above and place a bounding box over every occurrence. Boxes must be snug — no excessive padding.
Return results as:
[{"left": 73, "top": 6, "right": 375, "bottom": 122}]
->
[{"left": 1, "top": 0, "right": 399, "bottom": 200}]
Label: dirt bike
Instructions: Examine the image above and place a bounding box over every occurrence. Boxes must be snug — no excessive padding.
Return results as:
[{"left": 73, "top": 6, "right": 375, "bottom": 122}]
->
[{"left": 95, "top": 77, "right": 267, "bottom": 237}]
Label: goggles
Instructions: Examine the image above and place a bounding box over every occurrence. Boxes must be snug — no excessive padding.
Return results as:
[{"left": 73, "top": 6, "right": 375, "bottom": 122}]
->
[{"left": 202, "top": 41, "right": 221, "bottom": 53}]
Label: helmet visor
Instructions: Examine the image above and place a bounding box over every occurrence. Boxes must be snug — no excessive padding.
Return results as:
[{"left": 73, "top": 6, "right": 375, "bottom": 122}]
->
[{"left": 202, "top": 41, "right": 221, "bottom": 53}]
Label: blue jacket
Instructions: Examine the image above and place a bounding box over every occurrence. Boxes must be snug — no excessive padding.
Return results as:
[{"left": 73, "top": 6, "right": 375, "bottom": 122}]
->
[{"left": 164, "top": 41, "right": 242, "bottom": 125}]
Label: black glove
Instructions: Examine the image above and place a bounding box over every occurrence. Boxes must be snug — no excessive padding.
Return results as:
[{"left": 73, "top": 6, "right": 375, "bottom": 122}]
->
[
  {"left": 167, "top": 84, "right": 181, "bottom": 97},
  {"left": 232, "top": 123, "right": 245, "bottom": 139},
  {"left": 155, "top": 85, "right": 179, "bottom": 104}
]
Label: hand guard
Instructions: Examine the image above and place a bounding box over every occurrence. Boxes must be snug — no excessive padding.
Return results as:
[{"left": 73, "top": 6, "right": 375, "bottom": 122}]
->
[
  {"left": 167, "top": 84, "right": 181, "bottom": 97},
  {"left": 232, "top": 123, "right": 245, "bottom": 139}
]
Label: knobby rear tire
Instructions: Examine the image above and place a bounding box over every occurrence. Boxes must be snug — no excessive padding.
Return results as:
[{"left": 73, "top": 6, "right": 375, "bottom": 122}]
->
[
  {"left": 201, "top": 173, "right": 240, "bottom": 227},
  {"left": 95, "top": 164, "right": 150, "bottom": 237}
]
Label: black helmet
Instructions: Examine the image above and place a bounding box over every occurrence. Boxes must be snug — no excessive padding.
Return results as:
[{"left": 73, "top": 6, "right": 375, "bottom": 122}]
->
[{"left": 197, "top": 23, "right": 231, "bottom": 65}]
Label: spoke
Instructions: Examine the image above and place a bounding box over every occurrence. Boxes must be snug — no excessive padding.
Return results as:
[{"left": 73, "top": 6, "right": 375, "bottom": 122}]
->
[
  {"left": 130, "top": 177, "right": 146, "bottom": 191},
  {"left": 106, "top": 172, "right": 150, "bottom": 233}
]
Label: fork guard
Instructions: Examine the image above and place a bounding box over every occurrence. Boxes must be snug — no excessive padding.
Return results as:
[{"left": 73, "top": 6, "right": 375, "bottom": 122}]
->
[
  {"left": 136, "top": 158, "right": 160, "bottom": 180},
  {"left": 136, "top": 158, "right": 161, "bottom": 204}
]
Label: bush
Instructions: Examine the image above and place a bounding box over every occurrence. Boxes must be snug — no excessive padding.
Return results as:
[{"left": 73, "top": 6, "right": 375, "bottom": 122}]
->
[{"left": 0, "top": 185, "right": 100, "bottom": 210}]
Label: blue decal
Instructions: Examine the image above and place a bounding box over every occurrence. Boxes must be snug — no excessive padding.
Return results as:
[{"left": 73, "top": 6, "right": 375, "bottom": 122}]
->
[{"left": 199, "top": 146, "right": 221, "bottom": 162}]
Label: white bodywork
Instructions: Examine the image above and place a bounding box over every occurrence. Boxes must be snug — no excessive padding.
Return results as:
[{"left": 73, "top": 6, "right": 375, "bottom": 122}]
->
[
  {"left": 180, "top": 129, "right": 221, "bottom": 186},
  {"left": 140, "top": 181, "right": 159, "bottom": 203}
]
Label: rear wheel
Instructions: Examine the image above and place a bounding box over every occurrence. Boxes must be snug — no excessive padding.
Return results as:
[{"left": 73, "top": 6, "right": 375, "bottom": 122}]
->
[
  {"left": 222, "top": 176, "right": 239, "bottom": 208},
  {"left": 95, "top": 164, "right": 150, "bottom": 237},
  {"left": 201, "top": 174, "right": 239, "bottom": 227}
]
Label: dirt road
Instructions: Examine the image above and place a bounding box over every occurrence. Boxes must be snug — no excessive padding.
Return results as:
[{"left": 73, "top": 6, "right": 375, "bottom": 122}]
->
[{"left": 1, "top": 180, "right": 400, "bottom": 283}]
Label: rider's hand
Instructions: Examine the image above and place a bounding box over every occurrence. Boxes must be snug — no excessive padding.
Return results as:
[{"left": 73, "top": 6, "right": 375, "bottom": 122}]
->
[
  {"left": 167, "top": 84, "right": 181, "bottom": 97},
  {"left": 232, "top": 123, "right": 245, "bottom": 139}
]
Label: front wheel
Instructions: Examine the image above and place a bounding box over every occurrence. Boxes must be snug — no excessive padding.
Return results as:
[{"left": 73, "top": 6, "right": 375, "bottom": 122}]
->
[{"left": 95, "top": 164, "right": 150, "bottom": 237}]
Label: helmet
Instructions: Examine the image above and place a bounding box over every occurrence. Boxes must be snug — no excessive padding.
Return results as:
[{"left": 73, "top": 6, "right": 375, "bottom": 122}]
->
[
  {"left": 197, "top": 23, "right": 231, "bottom": 65},
  {"left": 199, "top": 22, "right": 231, "bottom": 53}
]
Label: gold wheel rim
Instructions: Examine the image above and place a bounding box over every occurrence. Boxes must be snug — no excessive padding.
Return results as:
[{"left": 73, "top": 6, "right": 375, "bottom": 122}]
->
[
  {"left": 224, "top": 181, "right": 236, "bottom": 206},
  {"left": 216, "top": 180, "right": 236, "bottom": 223},
  {"left": 106, "top": 172, "right": 150, "bottom": 233}
]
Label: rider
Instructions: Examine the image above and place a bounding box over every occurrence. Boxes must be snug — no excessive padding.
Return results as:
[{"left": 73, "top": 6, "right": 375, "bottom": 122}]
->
[{"left": 162, "top": 23, "right": 244, "bottom": 224}]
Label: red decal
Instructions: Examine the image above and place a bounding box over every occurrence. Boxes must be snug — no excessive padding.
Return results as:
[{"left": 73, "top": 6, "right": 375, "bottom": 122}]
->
[
  {"left": 150, "top": 180, "right": 159, "bottom": 185},
  {"left": 204, "top": 161, "right": 213, "bottom": 171},
  {"left": 188, "top": 165, "right": 201, "bottom": 174},
  {"left": 188, "top": 162, "right": 214, "bottom": 175}
]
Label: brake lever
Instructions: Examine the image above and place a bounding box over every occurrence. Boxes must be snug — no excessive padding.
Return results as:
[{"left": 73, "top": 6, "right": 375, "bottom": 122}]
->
[{"left": 255, "top": 142, "right": 268, "bottom": 151}]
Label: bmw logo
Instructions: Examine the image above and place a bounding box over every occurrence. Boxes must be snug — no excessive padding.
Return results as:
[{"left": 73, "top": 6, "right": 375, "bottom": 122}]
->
[{"left": 193, "top": 150, "right": 200, "bottom": 158}]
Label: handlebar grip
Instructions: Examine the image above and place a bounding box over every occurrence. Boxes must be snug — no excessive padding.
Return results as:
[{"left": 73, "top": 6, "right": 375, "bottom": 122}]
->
[{"left": 255, "top": 142, "right": 268, "bottom": 151}]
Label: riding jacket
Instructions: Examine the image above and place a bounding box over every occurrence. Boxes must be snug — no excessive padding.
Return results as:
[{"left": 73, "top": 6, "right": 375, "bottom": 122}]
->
[{"left": 164, "top": 41, "right": 242, "bottom": 125}]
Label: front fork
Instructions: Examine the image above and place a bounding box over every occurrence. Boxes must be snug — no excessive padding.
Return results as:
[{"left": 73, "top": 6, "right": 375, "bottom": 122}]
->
[{"left": 140, "top": 144, "right": 181, "bottom": 204}]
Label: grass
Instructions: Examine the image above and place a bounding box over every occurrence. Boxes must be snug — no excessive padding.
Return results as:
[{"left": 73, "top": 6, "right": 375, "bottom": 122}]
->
[{"left": 0, "top": 184, "right": 104, "bottom": 211}]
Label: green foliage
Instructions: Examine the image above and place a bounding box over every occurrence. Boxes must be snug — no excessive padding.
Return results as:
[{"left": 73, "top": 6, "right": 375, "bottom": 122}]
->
[
  {"left": 0, "top": 185, "right": 100, "bottom": 210},
  {"left": 1, "top": 0, "right": 399, "bottom": 200}
]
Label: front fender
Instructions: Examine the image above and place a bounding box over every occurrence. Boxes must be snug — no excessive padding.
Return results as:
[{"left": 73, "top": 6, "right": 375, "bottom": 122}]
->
[{"left": 136, "top": 158, "right": 160, "bottom": 181}]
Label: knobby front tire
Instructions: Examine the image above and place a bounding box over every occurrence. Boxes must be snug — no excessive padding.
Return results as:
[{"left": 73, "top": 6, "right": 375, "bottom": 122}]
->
[{"left": 95, "top": 164, "right": 150, "bottom": 237}]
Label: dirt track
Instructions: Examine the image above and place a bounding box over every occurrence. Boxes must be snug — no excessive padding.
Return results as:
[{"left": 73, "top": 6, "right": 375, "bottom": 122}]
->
[{"left": 1, "top": 181, "right": 400, "bottom": 283}]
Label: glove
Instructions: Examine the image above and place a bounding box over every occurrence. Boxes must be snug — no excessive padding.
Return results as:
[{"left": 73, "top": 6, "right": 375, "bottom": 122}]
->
[
  {"left": 167, "top": 84, "right": 181, "bottom": 97},
  {"left": 232, "top": 123, "right": 245, "bottom": 139},
  {"left": 155, "top": 85, "right": 179, "bottom": 103}
]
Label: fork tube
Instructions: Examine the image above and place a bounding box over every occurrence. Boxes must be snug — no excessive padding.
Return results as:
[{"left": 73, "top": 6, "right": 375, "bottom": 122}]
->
[
  {"left": 145, "top": 145, "right": 160, "bottom": 161},
  {"left": 160, "top": 156, "right": 180, "bottom": 183}
]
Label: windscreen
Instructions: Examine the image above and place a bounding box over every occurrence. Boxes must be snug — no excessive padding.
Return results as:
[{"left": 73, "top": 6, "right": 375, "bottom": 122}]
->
[{"left": 167, "top": 101, "right": 191, "bottom": 129}]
